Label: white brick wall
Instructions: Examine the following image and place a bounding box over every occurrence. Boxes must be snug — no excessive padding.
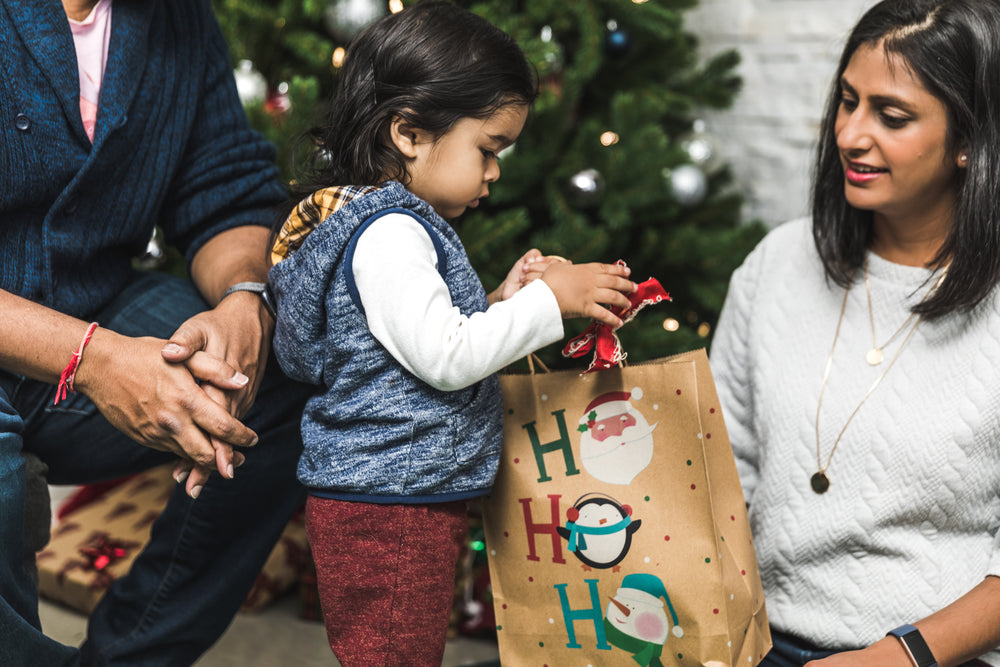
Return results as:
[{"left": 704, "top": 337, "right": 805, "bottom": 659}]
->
[{"left": 683, "top": 1, "right": 878, "bottom": 226}]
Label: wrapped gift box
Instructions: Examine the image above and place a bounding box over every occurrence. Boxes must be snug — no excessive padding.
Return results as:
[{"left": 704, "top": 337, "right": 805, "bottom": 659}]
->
[
  {"left": 37, "top": 464, "right": 309, "bottom": 615},
  {"left": 37, "top": 466, "right": 173, "bottom": 614}
]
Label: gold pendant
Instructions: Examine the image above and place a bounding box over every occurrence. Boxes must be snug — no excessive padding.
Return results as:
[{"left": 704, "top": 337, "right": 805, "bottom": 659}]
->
[
  {"left": 810, "top": 471, "right": 830, "bottom": 494},
  {"left": 866, "top": 348, "right": 883, "bottom": 366}
]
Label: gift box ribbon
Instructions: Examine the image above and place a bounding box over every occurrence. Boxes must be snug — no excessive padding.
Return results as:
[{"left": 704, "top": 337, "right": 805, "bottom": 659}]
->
[{"left": 562, "top": 266, "right": 670, "bottom": 373}]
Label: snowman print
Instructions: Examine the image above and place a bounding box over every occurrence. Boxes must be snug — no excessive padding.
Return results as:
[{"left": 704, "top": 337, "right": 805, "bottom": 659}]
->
[{"left": 604, "top": 573, "right": 683, "bottom": 666}]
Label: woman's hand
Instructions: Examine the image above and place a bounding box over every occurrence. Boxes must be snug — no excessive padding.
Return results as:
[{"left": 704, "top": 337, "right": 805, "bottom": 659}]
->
[{"left": 805, "top": 637, "right": 910, "bottom": 667}]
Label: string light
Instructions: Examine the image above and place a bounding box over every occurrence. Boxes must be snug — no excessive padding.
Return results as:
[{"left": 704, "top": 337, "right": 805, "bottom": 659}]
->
[
  {"left": 332, "top": 47, "right": 346, "bottom": 69},
  {"left": 663, "top": 318, "right": 680, "bottom": 332},
  {"left": 697, "top": 322, "right": 711, "bottom": 337},
  {"left": 600, "top": 131, "right": 620, "bottom": 146},
  {"left": 389, "top": 0, "right": 404, "bottom": 13}
]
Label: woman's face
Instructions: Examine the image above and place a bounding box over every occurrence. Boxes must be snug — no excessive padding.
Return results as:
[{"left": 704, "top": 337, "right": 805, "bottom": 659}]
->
[{"left": 834, "top": 41, "right": 964, "bottom": 230}]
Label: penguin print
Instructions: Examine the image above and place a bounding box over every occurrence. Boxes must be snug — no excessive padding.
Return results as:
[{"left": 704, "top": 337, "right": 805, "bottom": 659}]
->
[{"left": 557, "top": 493, "right": 641, "bottom": 570}]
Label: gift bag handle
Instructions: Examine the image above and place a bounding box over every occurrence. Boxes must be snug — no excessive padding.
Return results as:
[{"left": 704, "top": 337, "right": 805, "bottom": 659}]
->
[{"left": 526, "top": 353, "right": 551, "bottom": 375}]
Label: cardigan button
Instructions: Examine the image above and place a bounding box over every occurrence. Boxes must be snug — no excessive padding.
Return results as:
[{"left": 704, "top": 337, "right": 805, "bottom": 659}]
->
[{"left": 15, "top": 113, "right": 30, "bottom": 131}]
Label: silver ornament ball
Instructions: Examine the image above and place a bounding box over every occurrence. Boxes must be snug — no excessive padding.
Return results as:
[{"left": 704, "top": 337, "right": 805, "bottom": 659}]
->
[
  {"left": 324, "top": 0, "right": 387, "bottom": 42},
  {"left": 666, "top": 164, "right": 708, "bottom": 206},
  {"left": 233, "top": 59, "right": 267, "bottom": 105},
  {"left": 679, "top": 119, "right": 723, "bottom": 173},
  {"left": 567, "top": 168, "right": 606, "bottom": 208},
  {"left": 134, "top": 227, "right": 167, "bottom": 270}
]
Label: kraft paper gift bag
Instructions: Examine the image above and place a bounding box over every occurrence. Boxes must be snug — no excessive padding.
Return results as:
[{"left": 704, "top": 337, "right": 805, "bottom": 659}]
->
[{"left": 482, "top": 348, "right": 771, "bottom": 666}]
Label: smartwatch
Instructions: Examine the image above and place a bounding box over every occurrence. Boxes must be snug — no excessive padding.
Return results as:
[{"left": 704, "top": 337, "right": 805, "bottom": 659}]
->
[
  {"left": 887, "top": 624, "right": 937, "bottom": 667},
  {"left": 221, "top": 281, "right": 277, "bottom": 319}
]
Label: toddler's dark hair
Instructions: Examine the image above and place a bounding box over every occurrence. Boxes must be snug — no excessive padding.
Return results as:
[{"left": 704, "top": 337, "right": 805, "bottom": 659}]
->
[{"left": 296, "top": 0, "right": 536, "bottom": 191}]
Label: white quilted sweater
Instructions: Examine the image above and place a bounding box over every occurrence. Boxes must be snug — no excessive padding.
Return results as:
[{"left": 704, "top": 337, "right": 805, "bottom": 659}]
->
[{"left": 710, "top": 218, "right": 1000, "bottom": 663}]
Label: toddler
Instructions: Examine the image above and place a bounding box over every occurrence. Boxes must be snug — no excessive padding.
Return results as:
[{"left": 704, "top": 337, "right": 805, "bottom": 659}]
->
[{"left": 268, "top": 2, "right": 635, "bottom": 664}]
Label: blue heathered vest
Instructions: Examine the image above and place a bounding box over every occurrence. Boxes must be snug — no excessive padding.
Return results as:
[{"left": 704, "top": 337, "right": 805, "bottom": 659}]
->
[{"left": 269, "top": 182, "right": 503, "bottom": 503}]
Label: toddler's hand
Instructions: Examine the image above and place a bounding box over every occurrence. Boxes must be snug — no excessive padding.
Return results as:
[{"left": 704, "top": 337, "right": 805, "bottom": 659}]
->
[
  {"left": 490, "top": 250, "right": 570, "bottom": 303},
  {"left": 541, "top": 262, "right": 635, "bottom": 328},
  {"left": 522, "top": 253, "right": 570, "bottom": 285}
]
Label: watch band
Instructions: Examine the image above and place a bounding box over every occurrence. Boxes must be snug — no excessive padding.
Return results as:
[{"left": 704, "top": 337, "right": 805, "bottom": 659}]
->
[
  {"left": 887, "top": 624, "right": 937, "bottom": 667},
  {"left": 221, "top": 281, "right": 276, "bottom": 319}
]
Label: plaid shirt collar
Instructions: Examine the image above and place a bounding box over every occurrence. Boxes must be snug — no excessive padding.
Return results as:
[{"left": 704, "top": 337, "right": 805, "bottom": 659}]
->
[{"left": 271, "top": 184, "right": 380, "bottom": 264}]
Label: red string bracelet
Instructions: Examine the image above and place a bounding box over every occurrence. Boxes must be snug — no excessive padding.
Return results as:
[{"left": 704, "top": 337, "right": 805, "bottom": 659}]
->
[{"left": 54, "top": 322, "right": 99, "bottom": 405}]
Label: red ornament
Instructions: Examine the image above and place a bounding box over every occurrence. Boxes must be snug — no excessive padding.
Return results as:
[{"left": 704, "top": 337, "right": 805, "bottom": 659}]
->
[{"left": 265, "top": 83, "right": 292, "bottom": 120}]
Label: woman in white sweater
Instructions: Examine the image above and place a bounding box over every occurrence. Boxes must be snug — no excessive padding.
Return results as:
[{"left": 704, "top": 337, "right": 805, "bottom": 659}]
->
[{"left": 710, "top": 1, "right": 1000, "bottom": 665}]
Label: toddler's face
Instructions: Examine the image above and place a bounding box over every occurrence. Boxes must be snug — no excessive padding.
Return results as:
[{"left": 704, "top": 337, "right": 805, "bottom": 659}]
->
[{"left": 404, "top": 103, "right": 528, "bottom": 219}]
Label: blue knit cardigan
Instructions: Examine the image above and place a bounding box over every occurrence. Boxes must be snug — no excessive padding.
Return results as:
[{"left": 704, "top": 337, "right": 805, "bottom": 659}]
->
[{"left": 0, "top": 0, "right": 285, "bottom": 319}]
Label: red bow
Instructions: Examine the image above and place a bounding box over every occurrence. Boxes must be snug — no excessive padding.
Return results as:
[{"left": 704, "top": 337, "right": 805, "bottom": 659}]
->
[
  {"left": 79, "top": 533, "right": 134, "bottom": 572},
  {"left": 562, "top": 271, "right": 670, "bottom": 373}
]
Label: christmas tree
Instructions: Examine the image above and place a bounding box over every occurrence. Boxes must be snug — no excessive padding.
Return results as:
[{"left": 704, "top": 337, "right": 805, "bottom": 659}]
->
[{"left": 212, "top": 0, "right": 765, "bottom": 366}]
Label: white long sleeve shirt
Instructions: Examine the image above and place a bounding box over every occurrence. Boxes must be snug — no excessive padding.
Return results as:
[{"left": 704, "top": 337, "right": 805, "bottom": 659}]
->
[{"left": 352, "top": 213, "right": 564, "bottom": 391}]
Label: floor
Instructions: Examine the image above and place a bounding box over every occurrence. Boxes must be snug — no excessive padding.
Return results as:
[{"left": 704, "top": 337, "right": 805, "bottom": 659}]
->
[
  {"left": 38, "top": 595, "right": 501, "bottom": 666},
  {"left": 38, "top": 485, "right": 502, "bottom": 667}
]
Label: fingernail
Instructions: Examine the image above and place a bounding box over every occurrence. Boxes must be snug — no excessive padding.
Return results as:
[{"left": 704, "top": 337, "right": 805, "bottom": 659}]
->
[
  {"left": 162, "top": 343, "right": 182, "bottom": 354},
  {"left": 227, "top": 463, "right": 234, "bottom": 479},
  {"left": 190, "top": 485, "right": 202, "bottom": 499},
  {"left": 235, "top": 453, "right": 246, "bottom": 467},
  {"left": 232, "top": 372, "right": 249, "bottom": 386},
  {"left": 175, "top": 470, "right": 189, "bottom": 484},
  {"left": 250, "top": 435, "right": 259, "bottom": 446}
]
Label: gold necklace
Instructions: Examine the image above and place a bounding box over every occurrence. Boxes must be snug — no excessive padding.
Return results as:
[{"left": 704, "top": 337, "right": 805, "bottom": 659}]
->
[
  {"left": 864, "top": 257, "right": 918, "bottom": 365},
  {"left": 812, "top": 263, "right": 947, "bottom": 494}
]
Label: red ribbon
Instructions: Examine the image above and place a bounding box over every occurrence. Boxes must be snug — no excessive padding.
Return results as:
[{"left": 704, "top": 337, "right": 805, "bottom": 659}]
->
[
  {"left": 78, "top": 533, "right": 135, "bottom": 573},
  {"left": 562, "top": 270, "right": 670, "bottom": 373}
]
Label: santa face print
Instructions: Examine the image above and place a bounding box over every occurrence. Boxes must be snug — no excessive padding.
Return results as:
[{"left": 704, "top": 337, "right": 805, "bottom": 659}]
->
[
  {"left": 589, "top": 412, "right": 638, "bottom": 442},
  {"left": 577, "top": 389, "right": 657, "bottom": 485}
]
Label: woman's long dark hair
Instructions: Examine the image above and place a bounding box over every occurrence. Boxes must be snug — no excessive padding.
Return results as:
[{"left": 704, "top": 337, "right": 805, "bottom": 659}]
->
[
  {"left": 293, "top": 0, "right": 535, "bottom": 193},
  {"left": 812, "top": 0, "right": 1000, "bottom": 319}
]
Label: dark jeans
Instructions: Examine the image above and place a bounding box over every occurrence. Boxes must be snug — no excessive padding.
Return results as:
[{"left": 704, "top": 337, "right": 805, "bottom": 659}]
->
[
  {"left": 0, "top": 272, "right": 309, "bottom": 666},
  {"left": 763, "top": 629, "right": 993, "bottom": 667},
  {"left": 761, "top": 631, "right": 838, "bottom": 666}
]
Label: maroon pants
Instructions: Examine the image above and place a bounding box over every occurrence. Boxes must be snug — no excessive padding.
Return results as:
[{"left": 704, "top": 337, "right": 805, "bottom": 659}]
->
[{"left": 305, "top": 496, "right": 468, "bottom": 667}]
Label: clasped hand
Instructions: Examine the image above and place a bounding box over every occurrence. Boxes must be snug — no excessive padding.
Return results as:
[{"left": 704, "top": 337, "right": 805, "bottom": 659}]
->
[{"left": 75, "top": 297, "right": 270, "bottom": 498}]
